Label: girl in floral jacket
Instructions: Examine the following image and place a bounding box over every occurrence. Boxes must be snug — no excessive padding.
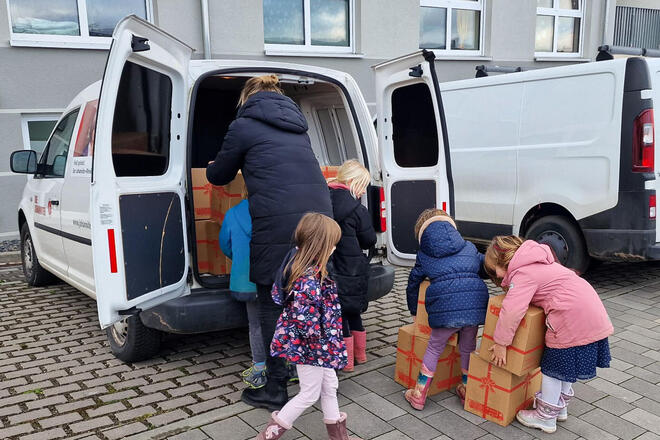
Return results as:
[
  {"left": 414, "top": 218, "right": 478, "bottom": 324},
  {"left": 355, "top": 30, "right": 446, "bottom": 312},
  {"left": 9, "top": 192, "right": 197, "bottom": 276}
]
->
[{"left": 255, "top": 213, "right": 359, "bottom": 440}]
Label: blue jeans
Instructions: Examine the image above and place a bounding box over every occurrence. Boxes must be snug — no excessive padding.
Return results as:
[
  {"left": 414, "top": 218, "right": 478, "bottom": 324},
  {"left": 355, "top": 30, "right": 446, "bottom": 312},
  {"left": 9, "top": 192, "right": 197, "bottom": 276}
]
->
[{"left": 245, "top": 300, "right": 266, "bottom": 364}]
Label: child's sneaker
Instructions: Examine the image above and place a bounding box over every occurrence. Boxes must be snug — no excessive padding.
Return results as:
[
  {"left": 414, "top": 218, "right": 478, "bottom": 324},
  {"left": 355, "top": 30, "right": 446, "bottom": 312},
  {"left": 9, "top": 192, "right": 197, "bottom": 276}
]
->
[
  {"left": 287, "top": 362, "right": 299, "bottom": 383},
  {"left": 242, "top": 365, "right": 267, "bottom": 389}
]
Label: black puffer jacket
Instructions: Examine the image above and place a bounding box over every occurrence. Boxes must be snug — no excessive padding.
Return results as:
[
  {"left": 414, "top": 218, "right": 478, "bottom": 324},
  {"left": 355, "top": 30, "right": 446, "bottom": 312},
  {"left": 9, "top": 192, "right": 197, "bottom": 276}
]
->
[
  {"left": 206, "top": 92, "right": 333, "bottom": 286},
  {"left": 329, "top": 186, "right": 377, "bottom": 314}
]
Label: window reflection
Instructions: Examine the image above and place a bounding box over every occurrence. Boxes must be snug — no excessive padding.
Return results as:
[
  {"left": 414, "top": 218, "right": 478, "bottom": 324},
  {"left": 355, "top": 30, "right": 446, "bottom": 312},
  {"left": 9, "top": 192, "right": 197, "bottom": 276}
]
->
[
  {"left": 9, "top": 0, "right": 80, "bottom": 35},
  {"left": 264, "top": 0, "right": 305, "bottom": 45},
  {"left": 87, "top": 0, "right": 147, "bottom": 37},
  {"left": 557, "top": 17, "right": 580, "bottom": 52},
  {"left": 535, "top": 15, "right": 555, "bottom": 51},
  {"left": 451, "top": 9, "right": 480, "bottom": 50},
  {"left": 420, "top": 6, "right": 447, "bottom": 49},
  {"left": 310, "top": 0, "right": 349, "bottom": 46}
]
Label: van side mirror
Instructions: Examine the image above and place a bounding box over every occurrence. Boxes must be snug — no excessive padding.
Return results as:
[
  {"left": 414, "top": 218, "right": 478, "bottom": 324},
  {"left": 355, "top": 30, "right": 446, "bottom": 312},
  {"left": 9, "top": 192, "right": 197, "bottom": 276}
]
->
[{"left": 10, "top": 150, "right": 37, "bottom": 174}]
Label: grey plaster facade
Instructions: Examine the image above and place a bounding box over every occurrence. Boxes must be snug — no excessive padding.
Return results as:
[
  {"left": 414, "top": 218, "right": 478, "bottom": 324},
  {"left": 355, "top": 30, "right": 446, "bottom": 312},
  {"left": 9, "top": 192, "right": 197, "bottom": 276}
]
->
[{"left": 0, "top": 0, "right": 642, "bottom": 238}]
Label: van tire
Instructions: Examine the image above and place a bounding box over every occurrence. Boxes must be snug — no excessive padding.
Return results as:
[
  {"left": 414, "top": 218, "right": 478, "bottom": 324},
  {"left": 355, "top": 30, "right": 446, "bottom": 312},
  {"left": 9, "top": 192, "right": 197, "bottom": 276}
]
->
[
  {"left": 525, "top": 215, "right": 590, "bottom": 274},
  {"left": 106, "top": 316, "right": 162, "bottom": 363},
  {"left": 21, "top": 223, "right": 56, "bottom": 287}
]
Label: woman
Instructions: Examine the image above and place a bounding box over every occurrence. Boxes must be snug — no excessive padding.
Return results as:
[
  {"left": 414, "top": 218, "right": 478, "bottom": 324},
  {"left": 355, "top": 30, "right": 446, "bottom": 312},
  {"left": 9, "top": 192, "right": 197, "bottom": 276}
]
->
[{"left": 206, "top": 75, "right": 333, "bottom": 411}]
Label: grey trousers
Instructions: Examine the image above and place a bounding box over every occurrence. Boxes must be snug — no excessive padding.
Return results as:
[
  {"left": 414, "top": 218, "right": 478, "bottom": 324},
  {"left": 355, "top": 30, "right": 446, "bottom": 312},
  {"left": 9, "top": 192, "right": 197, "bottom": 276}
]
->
[{"left": 245, "top": 300, "right": 267, "bottom": 364}]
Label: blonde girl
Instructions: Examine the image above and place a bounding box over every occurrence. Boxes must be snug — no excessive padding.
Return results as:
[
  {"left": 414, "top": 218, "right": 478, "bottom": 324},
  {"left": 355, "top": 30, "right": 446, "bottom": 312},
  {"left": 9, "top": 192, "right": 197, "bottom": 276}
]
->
[
  {"left": 328, "top": 160, "right": 377, "bottom": 371},
  {"left": 257, "top": 213, "right": 359, "bottom": 440}
]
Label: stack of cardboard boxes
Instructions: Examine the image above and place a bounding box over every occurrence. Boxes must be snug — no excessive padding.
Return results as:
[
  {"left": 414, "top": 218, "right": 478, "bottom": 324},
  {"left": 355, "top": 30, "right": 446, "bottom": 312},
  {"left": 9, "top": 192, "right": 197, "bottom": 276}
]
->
[
  {"left": 191, "top": 168, "right": 245, "bottom": 275},
  {"left": 464, "top": 295, "right": 546, "bottom": 426},
  {"left": 394, "top": 281, "right": 462, "bottom": 396}
]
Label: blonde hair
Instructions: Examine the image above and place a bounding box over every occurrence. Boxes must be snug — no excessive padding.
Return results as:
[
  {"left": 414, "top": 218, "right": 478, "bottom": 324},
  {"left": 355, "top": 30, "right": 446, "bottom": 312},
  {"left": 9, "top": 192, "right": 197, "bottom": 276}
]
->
[
  {"left": 285, "top": 213, "right": 342, "bottom": 291},
  {"left": 414, "top": 208, "right": 451, "bottom": 240},
  {"left": 331, "top": 159, "right": 371, "bottom": 198},
  {"left": 238, "top": 75, "right": 283, "bottom": 107},
  {"left": 484, "top": 235, "right": 525, "bottom": 284}
]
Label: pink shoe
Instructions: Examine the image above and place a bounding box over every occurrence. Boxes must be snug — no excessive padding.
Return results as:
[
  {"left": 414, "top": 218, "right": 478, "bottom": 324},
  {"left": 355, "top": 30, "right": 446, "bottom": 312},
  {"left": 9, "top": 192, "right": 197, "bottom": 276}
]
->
[
  {"left": 255, "top": 411, "right": 289, "bottom": 440},
  {"left": 352, "top": 330, "right": 367, "bottom": 364},
  {"left": 404, "top": 364, "right": 434, "bottom": 410},
  {"left": 516, "top": 392, "right": 565, "bottom": 434},
  {"left": 344, "top": 336, "right": 354, "bottom": 372},
  {"left": 325, "top": 412, "right": 362, "bottom": 440}
]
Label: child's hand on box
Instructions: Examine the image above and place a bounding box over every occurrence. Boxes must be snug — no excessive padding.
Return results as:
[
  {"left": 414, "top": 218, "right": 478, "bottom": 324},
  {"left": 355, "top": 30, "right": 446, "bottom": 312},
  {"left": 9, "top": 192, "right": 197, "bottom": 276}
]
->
[{"left": 489, "top": 343, "right": 507, "bottom": 367}]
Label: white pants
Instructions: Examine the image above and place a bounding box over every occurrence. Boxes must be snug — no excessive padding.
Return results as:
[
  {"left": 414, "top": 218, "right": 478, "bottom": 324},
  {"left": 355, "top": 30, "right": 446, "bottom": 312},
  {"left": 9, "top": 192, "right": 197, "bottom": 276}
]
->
[
  {"left": 277, "top": 365, "right": 341, "bottom": 428},
  {"left": 542, "top": 374, "right": 574, "bottom": 405}
]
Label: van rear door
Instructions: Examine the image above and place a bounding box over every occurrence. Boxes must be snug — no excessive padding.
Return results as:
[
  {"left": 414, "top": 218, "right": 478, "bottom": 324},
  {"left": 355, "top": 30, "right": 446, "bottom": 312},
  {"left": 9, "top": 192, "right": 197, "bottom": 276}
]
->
[
  {"left": 646, "top": 59, "right": 660, "bottom": 244},
  {"left": 91, "top": 16, "right": 192, "bottom": 328},
  {"left": 374, "top": 50, "right": 454, "bottom": 266}
]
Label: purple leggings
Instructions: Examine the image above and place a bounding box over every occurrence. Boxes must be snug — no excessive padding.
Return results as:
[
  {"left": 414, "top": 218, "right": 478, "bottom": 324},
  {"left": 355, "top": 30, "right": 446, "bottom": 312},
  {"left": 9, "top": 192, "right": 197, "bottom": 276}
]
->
[{"left": 422, "top": 326, "right": 478, "bottom": 372}]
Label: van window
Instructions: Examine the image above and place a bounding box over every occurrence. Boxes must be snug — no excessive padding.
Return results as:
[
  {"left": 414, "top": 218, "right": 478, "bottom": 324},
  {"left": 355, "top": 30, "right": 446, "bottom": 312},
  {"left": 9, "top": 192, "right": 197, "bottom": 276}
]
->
[
  {"left": 392, "top": 83, "right": 438, "bottom": 168},
  {"left": 112, "top": 61, "right": 172, "bottom": 177},
  {"left": 314, "top": 106, "right": 359, "bottom": 165},
  {"left": 41, "top": 109, "right": 79, "bottom": 178}
]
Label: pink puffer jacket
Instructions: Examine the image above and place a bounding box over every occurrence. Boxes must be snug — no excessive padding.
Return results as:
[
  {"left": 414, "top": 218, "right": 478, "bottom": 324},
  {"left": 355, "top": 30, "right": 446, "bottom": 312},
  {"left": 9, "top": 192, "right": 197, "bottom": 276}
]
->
[{"left": 493, "top": 241, "right": 613, "bottom": 349}]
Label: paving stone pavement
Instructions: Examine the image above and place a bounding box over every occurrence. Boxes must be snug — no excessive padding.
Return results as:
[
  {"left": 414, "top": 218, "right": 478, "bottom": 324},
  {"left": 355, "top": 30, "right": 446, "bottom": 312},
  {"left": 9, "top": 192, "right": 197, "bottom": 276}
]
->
[{"left": 2, "top": 261, "right": 660, "bottom": 439}]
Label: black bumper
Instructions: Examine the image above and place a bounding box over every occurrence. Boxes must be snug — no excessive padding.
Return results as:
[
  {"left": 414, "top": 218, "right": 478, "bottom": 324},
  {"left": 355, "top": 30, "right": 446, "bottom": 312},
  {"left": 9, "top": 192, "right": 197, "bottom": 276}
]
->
[
  {"left": 583, "top": 228, "right": 657, "bottom": 261},
  {"left": 140, "top": 262, "right": 395, "bottom": 334}
]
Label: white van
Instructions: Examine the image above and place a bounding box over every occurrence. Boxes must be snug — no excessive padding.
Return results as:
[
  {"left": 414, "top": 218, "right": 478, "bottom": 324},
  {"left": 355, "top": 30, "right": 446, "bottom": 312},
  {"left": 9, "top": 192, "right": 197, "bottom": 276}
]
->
[
  {"left": 441, "top": 52, "right": 658, "bottom": 273},
  {"left": 10, "top": 16, "right": 453, "bottom": 362}
]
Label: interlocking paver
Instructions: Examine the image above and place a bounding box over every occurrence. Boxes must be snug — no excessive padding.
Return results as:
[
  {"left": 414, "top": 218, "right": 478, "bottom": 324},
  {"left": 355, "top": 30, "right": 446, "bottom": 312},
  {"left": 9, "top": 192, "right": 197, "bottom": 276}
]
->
[
  {"left": 423, "top": 410, "right": 487, "bottom": 440},
  {"left": 202, "top": 416, "right": 257, "bottom": 440},
  {"left": 581, "top": 408, "right": 646, "bottom": 440},
  {"left": 389, "top": 413, "right": 441, "bottom": 440},
  {"left": 622, "top": 408, "right": 660, "bottom": 434}
]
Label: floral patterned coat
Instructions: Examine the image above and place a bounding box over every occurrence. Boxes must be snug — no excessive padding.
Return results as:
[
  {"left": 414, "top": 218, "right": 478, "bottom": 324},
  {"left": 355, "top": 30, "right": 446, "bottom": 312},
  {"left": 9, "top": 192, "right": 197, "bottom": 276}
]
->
[{"left": 270, "top": 260, "right": 348, "bottom": 369}]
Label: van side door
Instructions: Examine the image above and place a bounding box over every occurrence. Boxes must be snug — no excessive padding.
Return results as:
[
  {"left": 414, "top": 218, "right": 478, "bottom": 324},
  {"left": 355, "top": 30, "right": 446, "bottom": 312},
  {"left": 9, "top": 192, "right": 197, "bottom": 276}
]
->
[
  {"left": 91, "top": 16, "right": 192, "bottom": 328},
  {"left": 374, "top": 50, "right": 454, "bottom": 266}
]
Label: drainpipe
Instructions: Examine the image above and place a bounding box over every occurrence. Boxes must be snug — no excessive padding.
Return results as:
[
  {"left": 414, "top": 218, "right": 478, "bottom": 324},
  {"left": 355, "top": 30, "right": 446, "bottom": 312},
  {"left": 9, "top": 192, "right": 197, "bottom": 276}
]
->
[
  {"left": 201, "top": 0, "right": 211, "bottom": 59},
  {"left": 603, "top": 0, "right": 612, "bottom": 46}
]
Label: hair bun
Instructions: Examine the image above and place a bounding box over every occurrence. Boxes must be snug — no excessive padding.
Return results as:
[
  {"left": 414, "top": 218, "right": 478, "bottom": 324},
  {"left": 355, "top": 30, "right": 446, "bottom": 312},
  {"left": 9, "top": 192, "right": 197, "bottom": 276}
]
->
[{"left": 258, "top": 74, "right": 280, "bottom": 86}]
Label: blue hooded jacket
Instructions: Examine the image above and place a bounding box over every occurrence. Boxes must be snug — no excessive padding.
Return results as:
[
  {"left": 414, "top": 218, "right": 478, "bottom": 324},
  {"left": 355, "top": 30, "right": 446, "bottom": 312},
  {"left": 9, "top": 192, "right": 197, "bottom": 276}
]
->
[
  {"left": 406, "top": 220, "right": 489, "bottom": 328},
  {"left": 219, "top": 199, "right": 257, "bottom": 300}
]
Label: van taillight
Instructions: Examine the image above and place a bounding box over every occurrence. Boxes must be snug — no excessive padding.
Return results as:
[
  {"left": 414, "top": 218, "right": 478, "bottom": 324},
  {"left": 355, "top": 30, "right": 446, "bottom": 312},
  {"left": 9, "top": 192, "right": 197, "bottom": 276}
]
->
[
  {"left": 632, "top": 109, "right": 655, "bottom": 173},
  {"left": 379, "top": 187, "right": 387, "bottom": 232},
  {"left": 650, "top": 194, "right": 656, "bottom": 219}
]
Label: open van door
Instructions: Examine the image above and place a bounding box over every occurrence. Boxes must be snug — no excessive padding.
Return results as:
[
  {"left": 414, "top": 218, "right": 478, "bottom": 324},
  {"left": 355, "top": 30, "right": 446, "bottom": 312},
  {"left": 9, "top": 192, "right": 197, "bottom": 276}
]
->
[
  {"left": 91, "top": 16, "right": 193, "bottom": 328},
  {"left": 374, "top": 50, "right": 454, "bottom": 266}
]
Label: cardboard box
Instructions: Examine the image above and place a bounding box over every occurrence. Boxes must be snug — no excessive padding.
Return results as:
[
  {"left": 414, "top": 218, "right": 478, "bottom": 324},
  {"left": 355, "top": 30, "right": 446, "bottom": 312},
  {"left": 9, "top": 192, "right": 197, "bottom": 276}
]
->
[
  {"left": 191, "top": 168, "right": 245, "bottom": 220},
  {"left": 414, "top": 281, "right": 457, "bottom": 346},
  {"left": 321, "top": 166, "right": 339, "bottom": 180},
  {"left": 464, "top": 353, "right": 542, "bottom": 426},
  {"left": 195, "top": 220, "right": 228, "bottom": 275},
  {"left": 479, "top": 295, "right": 546, "bottom": 376},
  {"left": 394, "top": 324, "right": 462, "bottom": 396}
]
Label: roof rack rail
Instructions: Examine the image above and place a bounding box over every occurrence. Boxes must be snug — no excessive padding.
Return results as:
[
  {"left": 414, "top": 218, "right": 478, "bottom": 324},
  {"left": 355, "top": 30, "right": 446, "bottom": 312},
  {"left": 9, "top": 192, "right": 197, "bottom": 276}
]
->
[
  {"left": 475, "top": 65, "right": 523, "bottom": 78},
  {"left": 597, "top": 45, "right": 660, "bottom": 61}
]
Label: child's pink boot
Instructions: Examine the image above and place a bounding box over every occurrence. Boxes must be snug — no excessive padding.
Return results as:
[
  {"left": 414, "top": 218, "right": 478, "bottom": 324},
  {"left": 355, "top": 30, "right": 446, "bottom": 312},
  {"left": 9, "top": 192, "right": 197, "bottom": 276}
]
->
[
  {"left": 325, "top": 412, "right": 362, "bottom": 440},
  {"left": 404, "top": 364, "right": 434, "bottom": 410},
  {"left": 557, "top": 389, "right": 574, "bottom": 422},
  {"left": 352, "top": 330, "right": 367, "bottom": 364},
  {"left": 344, "top": 336, "right": 354, "bottom": 372},
  {"left": 516, "top": 392, "right": 565, "bottom": 434},
  {"left": 255, "top": 411, "right": 289, "bottom": 440}
]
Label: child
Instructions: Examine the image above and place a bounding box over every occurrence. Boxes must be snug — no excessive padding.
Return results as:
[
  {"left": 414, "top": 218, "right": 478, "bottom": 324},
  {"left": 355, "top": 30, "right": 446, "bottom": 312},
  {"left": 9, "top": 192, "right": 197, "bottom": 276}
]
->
[
  {"left": 328, "top": 159, "right": 377, "bottom": 372},
  {"left": 219, "top": 191, "right": 266, "bottom": 389},
  {"left": 255, "top": 213, "right": 359, "bottom": 440},
  {"left": 484, "top": 236, "right": 613, "bottom": 434},
  {"left": 405, "top": 209, "right": 489, "bottom": 410}
]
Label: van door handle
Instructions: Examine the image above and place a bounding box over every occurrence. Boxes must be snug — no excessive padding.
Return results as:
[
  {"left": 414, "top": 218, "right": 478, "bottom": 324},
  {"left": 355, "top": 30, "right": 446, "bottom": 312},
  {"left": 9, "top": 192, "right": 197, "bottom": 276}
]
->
[{"left": 49, "top": 200, "right": 59, "bottom": 206}]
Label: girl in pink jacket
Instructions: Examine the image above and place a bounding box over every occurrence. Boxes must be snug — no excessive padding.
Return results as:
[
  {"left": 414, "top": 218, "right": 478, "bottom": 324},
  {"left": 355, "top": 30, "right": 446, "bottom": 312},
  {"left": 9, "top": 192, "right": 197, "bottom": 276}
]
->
[{"left": 484, "top": 236, "right": 612, "bottom": 434}]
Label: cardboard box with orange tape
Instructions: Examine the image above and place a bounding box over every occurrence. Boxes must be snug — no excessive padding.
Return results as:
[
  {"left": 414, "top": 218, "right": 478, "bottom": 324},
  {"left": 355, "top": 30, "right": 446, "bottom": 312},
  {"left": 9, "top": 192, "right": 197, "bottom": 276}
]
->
[
  {"left": 464, "top": 353, "right": 542, "bottom": 426},
  {"left": 479, "top": 295, "right": 546, "bottom": 376},
  {"left": 195, "top": 220, "right": 229, "bottom": 275},
  {"left": 191, "top": 168, "right": 244, "bottom": 221},
  {"left": 394, "top": 324, "right": 462, "bottom": 396},
  {"left": 415, "top": 280, "right": 457, "bottom": 346}
]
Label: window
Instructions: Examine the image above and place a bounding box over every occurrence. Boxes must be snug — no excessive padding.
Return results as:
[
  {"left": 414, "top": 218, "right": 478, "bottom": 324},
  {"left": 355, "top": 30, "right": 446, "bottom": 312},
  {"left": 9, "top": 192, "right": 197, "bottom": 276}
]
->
[
  {"left": 392, "top": 84, "right": 439, "bottom": 168},
  {"left": 7, "top": 0, "right": 151, "bottom": 49},
  {"left": 112, "top": 62, "right": 172, "bottom": 177},
  {"left": 40, "top": 110, "right": 79, "bottom": 178},
  {"left": 21, "top": 115, "right": 59, "bottom": 155},
  {"left": 314, "top": 107, "right": 359, "bottom": 165},
  {"left": 420, "top": 0, "right": 483, "bottom": 55},
  {"left": 264, "top": 0, "right": 354, "bottom": 54},
  {"left": 535, "top": 0, "right": 583, "bottom": 56}
]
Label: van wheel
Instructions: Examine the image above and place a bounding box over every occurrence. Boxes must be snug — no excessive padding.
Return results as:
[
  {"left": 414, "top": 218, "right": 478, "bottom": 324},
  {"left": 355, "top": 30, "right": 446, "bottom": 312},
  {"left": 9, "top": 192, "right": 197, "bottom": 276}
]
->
[
  {"left": 525, "top": 215, "right": 590, "bottom": 274},
  {"left": 106, "top": 316, "right": 162, "bottom": 363},
  {"left": 20, "top": 223, "right": 55, "bottom": 287}
]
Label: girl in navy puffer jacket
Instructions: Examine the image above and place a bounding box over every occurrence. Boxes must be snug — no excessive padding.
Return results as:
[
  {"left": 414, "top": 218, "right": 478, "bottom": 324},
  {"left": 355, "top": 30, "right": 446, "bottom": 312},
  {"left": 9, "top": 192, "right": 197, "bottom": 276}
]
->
[{"left": 405, "top": 209, "right": 489, "bottom": 411}]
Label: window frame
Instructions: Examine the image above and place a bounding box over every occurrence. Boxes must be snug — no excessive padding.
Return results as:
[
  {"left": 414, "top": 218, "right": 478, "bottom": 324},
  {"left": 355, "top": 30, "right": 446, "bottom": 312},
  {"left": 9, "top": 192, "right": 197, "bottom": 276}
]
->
[
  {"left": 419, "top": 0, "right": 485, "bottom": 57},
  {"left": 21, "top": 114, "right": 61, "bottom": 155},
  {"left": 535, "top": 0, "right": 585, "bottom": 58},
  {"left": 264, "top": 0, "right": 355, "bottom": 55},
  {"left": 5, "top": 0, "right": 153, "bottom": 50}
]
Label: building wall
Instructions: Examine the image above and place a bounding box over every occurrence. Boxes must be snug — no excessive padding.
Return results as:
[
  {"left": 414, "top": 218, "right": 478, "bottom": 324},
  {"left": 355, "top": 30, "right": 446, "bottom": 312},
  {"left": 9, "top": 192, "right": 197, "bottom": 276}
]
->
[
  {"left": 617, "top": 0, "right": 660, "bottom": 9},
  {"left": 0, "top": 0, "right": 613, "bottom": 238}
]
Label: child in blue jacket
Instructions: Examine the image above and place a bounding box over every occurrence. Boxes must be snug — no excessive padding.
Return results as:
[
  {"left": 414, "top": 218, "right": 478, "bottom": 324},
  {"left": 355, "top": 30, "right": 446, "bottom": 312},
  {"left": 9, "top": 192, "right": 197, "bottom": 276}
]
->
[
  {"left": 405, "top": 208, "right": 489, "bottom": 410},
  {"left": 219, "top": 197, "right": 266, "bottom": 389}
]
